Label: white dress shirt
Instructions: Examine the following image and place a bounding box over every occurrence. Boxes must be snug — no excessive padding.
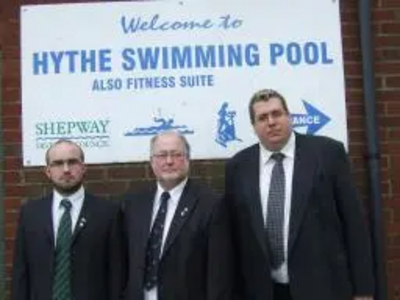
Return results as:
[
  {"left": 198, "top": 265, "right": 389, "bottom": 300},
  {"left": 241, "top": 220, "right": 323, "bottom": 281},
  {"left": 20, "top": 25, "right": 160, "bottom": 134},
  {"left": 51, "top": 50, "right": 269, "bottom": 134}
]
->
[
  {"left": 144, "top": 179, "right": 187, "bottom": 300},
  {"left": 52, "top": 186, "right": 85, "bottom": 245},
  {"left": 259, "top": 133, "right": 296, "bottom": 284}
]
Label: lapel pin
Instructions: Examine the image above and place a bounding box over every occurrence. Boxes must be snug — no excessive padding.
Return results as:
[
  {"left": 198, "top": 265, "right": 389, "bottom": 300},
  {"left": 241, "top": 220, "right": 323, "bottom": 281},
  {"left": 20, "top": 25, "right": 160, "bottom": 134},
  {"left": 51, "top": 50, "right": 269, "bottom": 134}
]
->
[
  {"left": 180, "top": 207, "right": 188, "bottom": 217},
  {"left": 79, "top": 217, "right": 87, "bottom": 228}
]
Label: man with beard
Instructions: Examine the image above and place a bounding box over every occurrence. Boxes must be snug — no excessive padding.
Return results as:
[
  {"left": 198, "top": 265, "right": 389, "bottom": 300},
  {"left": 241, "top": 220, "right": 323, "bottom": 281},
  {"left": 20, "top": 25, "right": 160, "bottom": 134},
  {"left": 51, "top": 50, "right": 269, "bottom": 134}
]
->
[{"left": 12, "top": 139, "right": 124, "bottom": 300}]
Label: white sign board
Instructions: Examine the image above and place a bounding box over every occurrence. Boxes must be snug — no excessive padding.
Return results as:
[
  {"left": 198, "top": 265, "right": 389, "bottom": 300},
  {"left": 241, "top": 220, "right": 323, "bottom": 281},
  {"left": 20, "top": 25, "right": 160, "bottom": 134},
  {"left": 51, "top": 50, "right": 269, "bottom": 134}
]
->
[{"left": 21, "top": 0, "right": 346, "bottom": 166}]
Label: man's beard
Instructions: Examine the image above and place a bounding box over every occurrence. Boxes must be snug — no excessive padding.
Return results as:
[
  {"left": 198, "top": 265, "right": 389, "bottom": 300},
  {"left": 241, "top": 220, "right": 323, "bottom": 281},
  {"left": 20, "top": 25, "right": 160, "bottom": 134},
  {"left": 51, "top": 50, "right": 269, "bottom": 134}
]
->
[{"left": 53, "top": 180, "right": 83, "bottom": 196}]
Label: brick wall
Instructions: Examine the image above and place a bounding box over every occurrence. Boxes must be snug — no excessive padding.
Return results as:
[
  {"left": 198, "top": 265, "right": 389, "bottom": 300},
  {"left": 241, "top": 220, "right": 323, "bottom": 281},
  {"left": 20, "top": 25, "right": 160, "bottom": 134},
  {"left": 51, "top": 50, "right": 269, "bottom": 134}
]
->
[{"left": 1, "top": 0, "right": 399, "bottom": 299}]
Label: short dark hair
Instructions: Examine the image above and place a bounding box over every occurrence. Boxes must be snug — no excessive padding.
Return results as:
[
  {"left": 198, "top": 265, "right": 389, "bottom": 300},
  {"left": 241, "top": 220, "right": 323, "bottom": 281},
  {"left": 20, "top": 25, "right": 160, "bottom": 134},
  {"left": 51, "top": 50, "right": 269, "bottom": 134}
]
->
[
  {"left": 248, "top": 89, "right": 289, "bottom": 124},
  {"left": 45, "top": 139, "right": 85, "bottom": 165}
]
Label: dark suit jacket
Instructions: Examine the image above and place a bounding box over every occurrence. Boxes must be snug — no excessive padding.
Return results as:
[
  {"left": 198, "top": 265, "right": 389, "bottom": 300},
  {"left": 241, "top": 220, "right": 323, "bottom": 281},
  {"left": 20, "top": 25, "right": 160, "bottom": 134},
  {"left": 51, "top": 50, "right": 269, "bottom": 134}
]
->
[
  {"left": 122, "top": 179, "right": 233, "bottom": 300},
  {"left": 225, "top": 133, "right": 374, "bottom": 300},
  {"left": 12, "top": 192, "right": 124, "bottom": 300}
]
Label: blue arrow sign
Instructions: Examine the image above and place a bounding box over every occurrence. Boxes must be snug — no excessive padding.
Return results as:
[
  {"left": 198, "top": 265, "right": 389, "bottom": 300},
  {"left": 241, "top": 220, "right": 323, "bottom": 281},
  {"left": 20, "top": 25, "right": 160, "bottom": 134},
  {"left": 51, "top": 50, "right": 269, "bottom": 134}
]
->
[{"left": 291, "top": 100, "right": 331, "bottom": 134}]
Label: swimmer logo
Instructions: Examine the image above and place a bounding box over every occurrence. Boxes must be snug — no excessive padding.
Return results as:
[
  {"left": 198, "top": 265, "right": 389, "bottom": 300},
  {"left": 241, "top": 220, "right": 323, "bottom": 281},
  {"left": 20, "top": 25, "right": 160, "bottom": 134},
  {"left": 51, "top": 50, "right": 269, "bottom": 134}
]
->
[{"left": 124, "top": 113, "right": 194, "bottom": 137}]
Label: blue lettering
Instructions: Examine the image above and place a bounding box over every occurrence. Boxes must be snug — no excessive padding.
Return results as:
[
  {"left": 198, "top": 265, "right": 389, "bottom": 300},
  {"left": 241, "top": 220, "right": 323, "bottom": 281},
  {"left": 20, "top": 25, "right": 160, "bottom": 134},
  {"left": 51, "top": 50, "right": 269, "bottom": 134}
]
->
[
  {"left": 179, "top": 74, "right": 214, "bottom": 88},
  {"left": 121, "top": 44, "right": 259, "bottom": 71},
  {"left": 121, "top": 14, "right": 214, "bottom": 34},
  {"left": 227, "top": 45, "right": 243, "bottom": 67},
  {"left": 304, "top": 42, "right": 319, "bottom": 65},
  {"left": 270, "top": 43, "right": 284, "bottom": 65},
  {"left": 245, "top": 44, "right": 260, "bottom": 66},
  {"left": 92, "top": 78, "right": 123, "bottom": 91},
  {"left": 65, "top": 51, "right": 79, "bottom": 73},
  {"left": 195, "top": 45, "right": 217, "bottom": 68},
  {"left": 80, "top": 49, "right": 112, "bottom": 72},
  {"left": 287, "top": 43, "right": 301, "bottom": 65},
  {"left": 321, "top": 42, "right": 334, "bottom": 64},
  {"left": 122, "top": 48, "right": 136, "bottom": 71},
  {"left": 137, "top": 47, "right": 160, "bottom": 70},
  {"left": 269, "top": 42, "right": 335, "bottom": 66},
  {"left": 50, "top": 51, "right": 64, "bottom": 74},
  {"left": 33, "top": 52, "right": 49, "bottom": 75},
  {"left": 32, "top": 49, "right": 113, "bottom": 75},
  {"left": 171, "top": 46, "right": 193, "bottom": 69}
]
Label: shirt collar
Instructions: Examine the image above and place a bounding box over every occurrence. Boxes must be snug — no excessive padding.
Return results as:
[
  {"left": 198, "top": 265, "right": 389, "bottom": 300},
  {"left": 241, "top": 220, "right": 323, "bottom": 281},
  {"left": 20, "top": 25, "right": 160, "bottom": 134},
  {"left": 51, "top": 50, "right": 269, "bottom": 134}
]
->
[
  {"left": 259, "top": 132, "right": 296, "bottom": 165},
  {"left": 53, "top": 185, "right": 85, "bottom": 208},
  {"left": 156, "top": 178, "right": 188, "bottom": 204}
]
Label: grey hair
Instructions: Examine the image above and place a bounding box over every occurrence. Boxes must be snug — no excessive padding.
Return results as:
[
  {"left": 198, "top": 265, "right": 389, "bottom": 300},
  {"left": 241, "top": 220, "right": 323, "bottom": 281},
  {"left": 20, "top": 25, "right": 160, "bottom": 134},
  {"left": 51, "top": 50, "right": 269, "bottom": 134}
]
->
[{"left": 150, "top": 130, "right": 191, "bottom": 158}]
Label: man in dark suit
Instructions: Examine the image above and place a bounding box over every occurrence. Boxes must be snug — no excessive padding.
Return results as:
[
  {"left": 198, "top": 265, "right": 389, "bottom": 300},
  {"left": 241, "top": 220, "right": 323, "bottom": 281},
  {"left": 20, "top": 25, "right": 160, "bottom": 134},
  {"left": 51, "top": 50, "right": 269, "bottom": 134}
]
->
[
  {"left": 225, "top": 89, "right": 374, "bottom": 300},
  {"left": 122, "top": 130, "right": 233, "bottom": 300},
  {"left": 12, "top": 139, "right": 124, "bottom": 300}
]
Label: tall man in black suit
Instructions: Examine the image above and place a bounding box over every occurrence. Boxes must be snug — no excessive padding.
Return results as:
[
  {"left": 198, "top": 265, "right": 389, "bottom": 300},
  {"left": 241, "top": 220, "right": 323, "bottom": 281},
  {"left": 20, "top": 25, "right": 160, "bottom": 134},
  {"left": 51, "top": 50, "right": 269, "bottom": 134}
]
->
[
  {"left": 122, "top": 130, "right": 233, "bottom": 300},
  {"left": 12, "top": 139, "right": 124, "bottom": 300},
  {"left": 225, "top": 89, "right": 374, "bottom": 300}
]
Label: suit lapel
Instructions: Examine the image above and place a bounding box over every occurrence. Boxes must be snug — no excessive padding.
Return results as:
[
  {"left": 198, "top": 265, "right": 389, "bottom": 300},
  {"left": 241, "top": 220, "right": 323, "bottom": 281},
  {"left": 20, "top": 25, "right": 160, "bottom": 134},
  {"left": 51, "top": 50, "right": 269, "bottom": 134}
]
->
[
  {"left": 124, "top": 188, "right": 155, "bottom": 271},
  {"left": 242, "top": 146, "right": 269, "bottom": 257},
  {"left": 71, "top": 193, "right": 92, "bottom": 244},
  {"left": 136, "top": 189, "right": 156, "bottom": 255},
  {"left": 288, "top": 134, "right": 317, "bottom": 254},
  {"left": 43, "top": 195, "right": 55, "bottom": 247},
  {"left": 162, "top": 180, "right": 198, "bottom": 258}
]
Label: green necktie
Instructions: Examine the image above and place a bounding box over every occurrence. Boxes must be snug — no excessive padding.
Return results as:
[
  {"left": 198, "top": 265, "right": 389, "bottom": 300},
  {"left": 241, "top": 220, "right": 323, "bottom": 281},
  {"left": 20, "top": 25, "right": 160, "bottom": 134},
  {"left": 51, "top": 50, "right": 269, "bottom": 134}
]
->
[{"left": 53, "top": 199, "right": 72, "bottom": 300}]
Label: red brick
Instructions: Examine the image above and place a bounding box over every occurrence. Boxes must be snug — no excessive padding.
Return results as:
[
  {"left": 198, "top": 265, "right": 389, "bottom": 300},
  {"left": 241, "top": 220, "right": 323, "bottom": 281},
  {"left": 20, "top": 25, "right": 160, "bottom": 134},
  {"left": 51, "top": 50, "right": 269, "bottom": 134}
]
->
[
  {"left": 376, "top": 48, "right": 400, "bottom": 61},
  {"left": 4, "top": 197, "right": 25, "bottom": 211},
  {"left": 382, "top": 143, "right": 400, "bottom": 155},
  {"left": 381, "top": 0, "right": 400, "bottom": 7},
  {"left": 24, "top": 169, "right": 46, "bottom": 183},
  {"left": 3, "top": 130, "right": 21, "bottom": 143},
  {"left": 381, "top": 23, "right": 400, "bottom": 34},
  {"left": 372, "top": 9, "right": 400, "bottom": 22},
  {"left": 388, "top": 128, "right": 400, "bottom": 140},
  {"left": 3, "top": 143, "right": 22, "bottom": 157},
  {"left": 85, "top": 167, "right": 106, "bottom": 181},
  {"left": 0, "top": 0, "right": 398, "bottom": 298},
  {"left": 106, "top": 165, "right": 147, "bottom": 180},
  {"left": 340, "top": 10, "right": 358, "bottom": 23},
  {"left": 376, "top": 62, "right": 400, "bottom": 75},
  {"left": 343, "top": 62, "right": 362, "bottom": 76},
  {"left": 386, "top": 76, "right": 400, "bottom": 89},
  {"left": 2, "top": 102, "right": 21, "bottom": 116},
  {"left": 3, "top": 116, "right": 21, "bottom": 131},
  {"left": 4, "top": 156, "right": 22, "bottom": 170},
  {"left": 86, "top": 181, "right": 129, "bottom": 196},
  {"left": 377, "top": 90, "right": 400, "bottom": 102},
  {"left": 2, "top": 45, "right": 20, "bottom": 60},
  {"left": 4, "top": 171, "right": 22, "bottom": 184},
  {"left": 341, "top": 23, "right": 359, "bottom": 37}
]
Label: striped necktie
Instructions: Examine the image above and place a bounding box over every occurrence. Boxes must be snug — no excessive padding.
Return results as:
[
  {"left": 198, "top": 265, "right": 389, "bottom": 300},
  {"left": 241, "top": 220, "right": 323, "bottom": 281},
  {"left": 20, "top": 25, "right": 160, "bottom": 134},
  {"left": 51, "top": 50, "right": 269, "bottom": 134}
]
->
[
  {"left": 266, "top": 152, "right": 286, "bottom": 269},
  {"left": 144, "top": 191, "right": 170, "bottom": 290},
  {"left": 53, "top": 199, "right": 72, "bottom": 300}
]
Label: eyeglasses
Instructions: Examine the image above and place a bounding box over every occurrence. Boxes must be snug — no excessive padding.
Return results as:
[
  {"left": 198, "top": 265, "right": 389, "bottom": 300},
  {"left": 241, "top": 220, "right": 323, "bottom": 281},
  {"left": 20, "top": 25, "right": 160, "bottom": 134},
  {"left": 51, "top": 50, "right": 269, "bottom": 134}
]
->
[
  {"left": 48, "top": 158, "right": 82, "bottom": 168},
  {"left": 152, "top": 151, "right": 187, "bottom": 161},
  {"left": 255, "top": 109, "right": 286, "bottom": 122}
]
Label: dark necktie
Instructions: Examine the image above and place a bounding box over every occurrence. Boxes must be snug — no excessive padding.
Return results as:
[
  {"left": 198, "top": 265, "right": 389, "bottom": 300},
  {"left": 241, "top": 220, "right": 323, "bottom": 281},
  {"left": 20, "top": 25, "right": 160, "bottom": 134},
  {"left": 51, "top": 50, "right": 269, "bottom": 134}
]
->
[
  {"left": 144, "top": 191, "right": 171, "bottom": 290},
  {"left": 266, "top": 152, "right": 286, "bottom": 269},
  {"left": 53, "top": 199, "right": 73, "bottom": 300}
]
